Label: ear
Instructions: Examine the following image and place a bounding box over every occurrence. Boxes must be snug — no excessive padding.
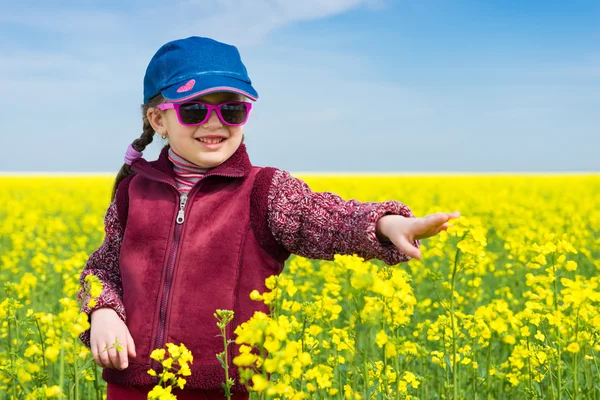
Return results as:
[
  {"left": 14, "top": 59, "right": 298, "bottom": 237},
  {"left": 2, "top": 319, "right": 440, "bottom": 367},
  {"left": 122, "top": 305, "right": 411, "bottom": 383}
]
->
[{"left": 147, "top": 107, "right": 166, "bottom": 134}]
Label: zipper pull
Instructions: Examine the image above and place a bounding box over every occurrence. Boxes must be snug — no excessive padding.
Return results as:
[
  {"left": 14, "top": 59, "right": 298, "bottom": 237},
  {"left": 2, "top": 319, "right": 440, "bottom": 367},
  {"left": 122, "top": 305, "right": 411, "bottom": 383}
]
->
[{"left": 176, "top": 193, "right": 188, "bottom": 224}]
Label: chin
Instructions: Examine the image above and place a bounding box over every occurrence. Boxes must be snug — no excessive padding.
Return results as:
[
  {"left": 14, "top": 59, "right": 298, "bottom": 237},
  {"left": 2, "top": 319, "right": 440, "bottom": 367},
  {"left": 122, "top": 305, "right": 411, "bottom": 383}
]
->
[{"left": 196, "top": 153, "right": 228, "bottom": 168}]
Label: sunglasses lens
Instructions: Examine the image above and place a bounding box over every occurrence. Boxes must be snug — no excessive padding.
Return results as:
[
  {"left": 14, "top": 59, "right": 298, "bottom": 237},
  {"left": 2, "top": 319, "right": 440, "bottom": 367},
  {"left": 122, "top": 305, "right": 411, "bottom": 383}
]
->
[
  {"left": 220, "top": 103, "right": 249, "bottom": 125},
  {"left": 178, "top": 103, "right": 209, "bottom": 125}
]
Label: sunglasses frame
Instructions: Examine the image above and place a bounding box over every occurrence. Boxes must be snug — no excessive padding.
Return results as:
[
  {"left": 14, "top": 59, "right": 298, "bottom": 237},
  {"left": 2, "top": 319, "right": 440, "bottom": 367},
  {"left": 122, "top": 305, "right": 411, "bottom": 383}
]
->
[{"left": 156, "top": 101, "right": 253, "bottom": 127}]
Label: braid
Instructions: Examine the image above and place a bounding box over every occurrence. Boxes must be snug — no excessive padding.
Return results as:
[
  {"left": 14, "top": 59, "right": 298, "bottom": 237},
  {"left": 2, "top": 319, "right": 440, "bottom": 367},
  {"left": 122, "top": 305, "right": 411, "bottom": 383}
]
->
[{"left": 110, "top": 94, "right": 165, "bottom": 202}]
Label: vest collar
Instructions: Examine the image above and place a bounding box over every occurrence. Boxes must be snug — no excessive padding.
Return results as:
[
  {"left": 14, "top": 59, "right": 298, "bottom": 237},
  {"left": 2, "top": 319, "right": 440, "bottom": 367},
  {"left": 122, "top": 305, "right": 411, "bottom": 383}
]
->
[{"left": 130, "top": 143, "right": 253, "bottom": 188}]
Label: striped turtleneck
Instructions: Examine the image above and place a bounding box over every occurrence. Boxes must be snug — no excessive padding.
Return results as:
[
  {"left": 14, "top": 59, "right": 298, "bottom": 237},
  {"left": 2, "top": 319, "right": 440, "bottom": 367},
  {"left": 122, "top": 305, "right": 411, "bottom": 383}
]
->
[{"left": 167, "top": 147, "right": 210, "bottom": 194}]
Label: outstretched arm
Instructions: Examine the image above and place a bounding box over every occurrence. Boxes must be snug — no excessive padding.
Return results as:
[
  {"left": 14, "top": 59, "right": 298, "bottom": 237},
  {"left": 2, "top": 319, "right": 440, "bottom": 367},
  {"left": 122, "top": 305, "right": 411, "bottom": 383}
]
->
[{"left": 267, "top": 170, "right": 421, "bottom": 265}]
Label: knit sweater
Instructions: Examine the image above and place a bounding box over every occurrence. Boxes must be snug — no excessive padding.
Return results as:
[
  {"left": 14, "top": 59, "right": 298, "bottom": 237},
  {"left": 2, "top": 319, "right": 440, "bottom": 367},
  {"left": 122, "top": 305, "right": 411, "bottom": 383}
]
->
[{"left": 167, "top": 147, "right": 208, "bottom": 194}]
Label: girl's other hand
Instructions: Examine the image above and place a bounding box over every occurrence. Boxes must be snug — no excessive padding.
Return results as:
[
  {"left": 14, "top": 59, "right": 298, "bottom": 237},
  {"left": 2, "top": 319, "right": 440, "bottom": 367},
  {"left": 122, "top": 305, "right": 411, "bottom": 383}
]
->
[
  {"left": 376, "top": 211, "right": 461, "bottom": 260},
  {"left": 90, "top": 308, "right": 137, "bottom": 370}
]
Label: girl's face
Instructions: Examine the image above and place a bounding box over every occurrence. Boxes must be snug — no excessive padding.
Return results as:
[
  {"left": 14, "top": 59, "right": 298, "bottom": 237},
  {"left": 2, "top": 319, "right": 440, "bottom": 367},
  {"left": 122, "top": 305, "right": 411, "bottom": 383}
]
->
[{"left": 149, "top": 92, "right": 246, "bottom": 168}]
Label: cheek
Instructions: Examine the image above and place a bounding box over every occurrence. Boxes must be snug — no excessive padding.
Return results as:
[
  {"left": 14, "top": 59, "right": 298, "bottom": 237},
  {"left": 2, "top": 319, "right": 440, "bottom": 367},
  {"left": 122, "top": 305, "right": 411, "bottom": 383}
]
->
[
  {"left": 229, "top": 126, "right": 244, "bottom": 138},
  {"left": 163, "top": 112, "right": 179, "bottom": 130},
  {"left": 166, "top": 114, "right": 196, "bottom": 135}
]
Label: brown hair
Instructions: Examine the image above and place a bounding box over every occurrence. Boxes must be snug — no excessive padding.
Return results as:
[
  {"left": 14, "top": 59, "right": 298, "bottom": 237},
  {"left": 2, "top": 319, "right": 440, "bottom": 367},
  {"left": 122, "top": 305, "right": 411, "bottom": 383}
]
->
[{"left": 110, "top": 94, "right": 166, "bottom": 201}]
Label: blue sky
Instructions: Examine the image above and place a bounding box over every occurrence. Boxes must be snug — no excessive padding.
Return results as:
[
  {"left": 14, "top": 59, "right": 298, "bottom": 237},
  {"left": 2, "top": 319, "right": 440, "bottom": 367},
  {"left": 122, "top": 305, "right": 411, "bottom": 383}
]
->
[{"left": 1, "top": 0, "right": 598, "bottom": 172}]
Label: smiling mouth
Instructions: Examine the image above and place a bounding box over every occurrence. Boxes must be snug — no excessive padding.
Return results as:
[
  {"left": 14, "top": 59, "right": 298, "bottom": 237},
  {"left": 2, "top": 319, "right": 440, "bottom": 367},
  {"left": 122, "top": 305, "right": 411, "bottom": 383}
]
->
[{"left": 196, "top": 137, "right": 226, "bottom": 144}]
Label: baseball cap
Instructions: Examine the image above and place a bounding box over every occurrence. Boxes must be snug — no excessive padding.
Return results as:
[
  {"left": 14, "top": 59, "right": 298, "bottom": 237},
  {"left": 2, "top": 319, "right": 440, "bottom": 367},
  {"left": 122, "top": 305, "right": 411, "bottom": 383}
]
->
[{"left": 143, "top": 36, "right": 259, "bottom": 103}]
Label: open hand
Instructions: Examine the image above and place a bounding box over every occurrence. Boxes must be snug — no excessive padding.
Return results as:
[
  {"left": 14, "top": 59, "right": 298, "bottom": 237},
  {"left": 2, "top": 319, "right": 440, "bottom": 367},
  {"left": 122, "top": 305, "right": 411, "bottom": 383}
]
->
[{"left": 376, "top": 211, "right": 460, "bottom": 260}]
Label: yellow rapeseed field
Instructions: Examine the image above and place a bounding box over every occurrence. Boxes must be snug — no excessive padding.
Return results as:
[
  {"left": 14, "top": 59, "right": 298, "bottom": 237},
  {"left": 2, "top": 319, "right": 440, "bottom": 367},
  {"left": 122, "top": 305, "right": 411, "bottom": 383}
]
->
[{"left": 1, "top": 174, "right": 599, "bottom": 399}]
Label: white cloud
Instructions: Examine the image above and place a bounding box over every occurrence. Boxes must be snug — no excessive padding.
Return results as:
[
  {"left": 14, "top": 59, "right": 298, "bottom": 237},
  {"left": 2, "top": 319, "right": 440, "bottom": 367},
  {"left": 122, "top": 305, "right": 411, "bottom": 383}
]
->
[{"left": 1, "top": 0, "right": 379, "bottom": 46}]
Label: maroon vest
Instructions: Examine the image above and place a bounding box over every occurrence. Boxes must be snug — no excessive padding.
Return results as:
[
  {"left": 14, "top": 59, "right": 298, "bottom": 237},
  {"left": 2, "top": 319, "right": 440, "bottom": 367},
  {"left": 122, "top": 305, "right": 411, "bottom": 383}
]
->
[{"left": 103, "top": 144, "right": 289, "bottom": 391}]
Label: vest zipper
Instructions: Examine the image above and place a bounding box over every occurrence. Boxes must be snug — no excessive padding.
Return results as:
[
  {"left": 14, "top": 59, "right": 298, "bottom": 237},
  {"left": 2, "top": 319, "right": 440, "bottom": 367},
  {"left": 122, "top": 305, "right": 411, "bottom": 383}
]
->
[{"left": 150, "top": 190, "right": 189, "bottom": 379}]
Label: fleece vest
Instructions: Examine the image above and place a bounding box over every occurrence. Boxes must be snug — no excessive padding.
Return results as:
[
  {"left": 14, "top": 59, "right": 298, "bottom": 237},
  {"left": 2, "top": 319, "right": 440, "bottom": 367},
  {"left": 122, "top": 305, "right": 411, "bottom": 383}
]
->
[{"left": 103, "top": 144, "right": 289, "bottom": 391}]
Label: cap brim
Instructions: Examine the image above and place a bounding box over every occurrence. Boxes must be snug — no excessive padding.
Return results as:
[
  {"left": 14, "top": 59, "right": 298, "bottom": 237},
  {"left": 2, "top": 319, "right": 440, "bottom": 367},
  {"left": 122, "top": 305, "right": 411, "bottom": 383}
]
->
[{"left": 161, "top": 75, "right": 259, "bottom": 102}]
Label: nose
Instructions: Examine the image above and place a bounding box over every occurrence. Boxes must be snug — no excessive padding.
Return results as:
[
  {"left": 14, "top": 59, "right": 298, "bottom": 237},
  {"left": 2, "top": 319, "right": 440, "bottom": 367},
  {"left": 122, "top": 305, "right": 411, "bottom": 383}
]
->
[{"left": 202, "top": 109, "right": 223, "bottom": 129}]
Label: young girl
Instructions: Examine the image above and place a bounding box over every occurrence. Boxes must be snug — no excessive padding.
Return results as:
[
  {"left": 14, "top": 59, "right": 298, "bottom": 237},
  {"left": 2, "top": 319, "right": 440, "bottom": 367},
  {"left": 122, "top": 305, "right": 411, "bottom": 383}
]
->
[{"left": 77, "top": 36, "right": 459, "bottom": 399}]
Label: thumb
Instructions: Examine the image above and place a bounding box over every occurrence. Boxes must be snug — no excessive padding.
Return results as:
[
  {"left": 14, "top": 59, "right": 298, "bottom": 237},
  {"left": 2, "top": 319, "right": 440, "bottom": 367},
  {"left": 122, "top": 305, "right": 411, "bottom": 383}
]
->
[
  {"left": 395, "top": 234, "right": 421, "bottom": 260},
  {"left": 127, "top": 329, "right": 137, "bottom": 359}
]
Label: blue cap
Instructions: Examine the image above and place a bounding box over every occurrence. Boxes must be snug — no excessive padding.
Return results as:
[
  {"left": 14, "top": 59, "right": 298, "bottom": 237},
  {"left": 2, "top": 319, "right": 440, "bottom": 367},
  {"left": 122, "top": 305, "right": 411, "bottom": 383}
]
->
[{"left": 143, "top": 36, "right": 259, "bottom": 104}]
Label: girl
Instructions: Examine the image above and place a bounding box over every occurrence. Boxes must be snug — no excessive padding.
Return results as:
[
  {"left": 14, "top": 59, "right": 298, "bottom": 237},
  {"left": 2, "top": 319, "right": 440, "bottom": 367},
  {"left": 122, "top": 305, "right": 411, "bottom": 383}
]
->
[{"left": 77, "top": 36, "right": 459, "bottom": 399}]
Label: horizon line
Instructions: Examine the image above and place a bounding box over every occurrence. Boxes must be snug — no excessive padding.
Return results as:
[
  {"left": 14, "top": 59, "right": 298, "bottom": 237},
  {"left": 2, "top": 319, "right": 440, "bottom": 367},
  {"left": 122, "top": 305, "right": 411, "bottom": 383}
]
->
[{"left": 0, "top": 171, "right": 598, "bottom": 176}]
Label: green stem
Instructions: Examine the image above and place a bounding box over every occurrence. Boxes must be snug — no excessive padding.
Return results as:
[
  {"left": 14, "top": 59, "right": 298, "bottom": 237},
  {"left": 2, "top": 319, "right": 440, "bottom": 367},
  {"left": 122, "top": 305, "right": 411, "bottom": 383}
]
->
[
  {"left": 59, "top": 333, "right": 65, "bottom": 399},
  {"left": 443, "top": 332, "right": 450, "bottom": 399},
  {"left": 472, "top": 337, "right": 476, "bottom": 400},
  {"left": 222, "top": 325, "right": 231, "bottom": 400},
  {"left": 382, "top": 319, "right": 390, "bottom": 399},
  {"left": 74, "top": 343, "right": 79, "bottom": 400},
  {"left": 34, "top": 317, "right": 48, "bottom": 371},
  {"left": 573, "top": 306, "right": 580, "bottom": 400},
  {"left": 551, "top": 252, "right": 562, "bottom": 400},
  {"left": 7, "top": 309, "right": 18, "bottom": 400},
  {"left": 527, "top": 336, "right": 533, "bottom": 395},
  {"left": 485, "top": 337, "right": 492, "bottom": 398},
  {"left": 93, "top": 361, "right": 101, "bottom": 400},
  {"left": 298, "top": 317, "right": 307, "bottom": 393},
  {"left": 396, "top": 340, "right": 401, "bottom": 400},
  {"left": 358, "top": 324, "right": 369, "bottom": 400},
  {"left": 450, "top": 246, "right": 461, "bottom": 400}
]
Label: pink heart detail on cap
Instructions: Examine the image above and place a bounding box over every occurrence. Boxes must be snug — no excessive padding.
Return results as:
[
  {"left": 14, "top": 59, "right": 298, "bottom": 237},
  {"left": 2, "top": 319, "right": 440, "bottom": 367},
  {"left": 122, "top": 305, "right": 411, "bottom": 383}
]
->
[{"left": 176, "top": 79, "right": 196, "bottom": 93}]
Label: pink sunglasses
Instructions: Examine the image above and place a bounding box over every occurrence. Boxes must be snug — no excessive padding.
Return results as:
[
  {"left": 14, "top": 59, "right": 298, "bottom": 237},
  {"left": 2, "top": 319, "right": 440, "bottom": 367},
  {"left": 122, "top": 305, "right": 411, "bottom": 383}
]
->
[{"left": 156, "top": 101, "right": 252, "bottom": 127}]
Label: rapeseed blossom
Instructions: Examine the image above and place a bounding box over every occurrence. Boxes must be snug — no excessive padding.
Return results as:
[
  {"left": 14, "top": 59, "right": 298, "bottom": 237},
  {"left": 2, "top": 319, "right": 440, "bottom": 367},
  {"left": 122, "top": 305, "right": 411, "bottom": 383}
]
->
[{"left": 1, "top": 175, "right": 599, "bottom": 398}]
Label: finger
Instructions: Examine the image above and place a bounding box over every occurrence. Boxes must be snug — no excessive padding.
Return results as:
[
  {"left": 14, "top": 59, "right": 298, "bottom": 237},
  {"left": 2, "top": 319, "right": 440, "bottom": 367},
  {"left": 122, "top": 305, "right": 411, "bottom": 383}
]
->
[
  {"left": 118, "top": 337, "right": 129, "bottom": 370},
  {"left": 99, "top": 342, "right": 114, "bottom": 369},
  {"left": 127, "top": 329, "right": 137, "bottom": 359},
  {"left": 107, "top": 342, "right": 120, "bottom": 370},
  {"left": 92, "top": 343, "right": 104, "bottom": 368},
  {"left": 426, "top": 212, "right": 452, "bottom": 226},
  {"left": 427, "top": 211, "right": 460, "bottom": 226},
  {"left": 417, "top": 213, "right": 450, "bottom": 236},
  {"left": 396, "top": 235, "right": 421, "bottom": 260}
]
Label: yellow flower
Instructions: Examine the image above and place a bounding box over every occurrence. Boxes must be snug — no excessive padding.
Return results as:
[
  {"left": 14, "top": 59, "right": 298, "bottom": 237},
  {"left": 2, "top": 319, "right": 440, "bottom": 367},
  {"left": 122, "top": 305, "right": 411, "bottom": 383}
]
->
[
  {"left": 233, "top": 352, "right": 258, "bottom": 367},
  {"left": 251, "top": 374, "right": 269, "bottom": 392},
  {"left": 177, "top": 377, "right": 187, "bottom": 390},
  {"left": 150, "top": 348, "right": 166, "bottom": 361},
  {"left": 147, "top": 385, "right": 176, "bottom": 400},
  {"left": 375, "top": 330, "right": 389, "bottom": 348},
  {"left": 44, "top": 385, "right": 62, "bottom": 398},
  {"left": 166, "top": 343, "right": 181, "bottom": 359},
  {"left": 265, "top": 275, "right": 278, "bottom": 290},
  {"left": 45, "top": 346, "right": 60, "bottom": 363},
  {"left": 565, "top": 260, "right": 578, "bottom": 271},
  {"left": 24, "top": 343, "right": 42, "bottom": 358},
  {"left": 503, "top": 335, "right": 516, "bottom": 345},
  {"left": 162, "top": 371, "right": 175, "bottom": 382},
  {"left": 249, "top": 290, "right": 263, "bottom": 301},
  {"left": 566, "top": 342, "right": 580, "bottom": 353},
  {"left": 179, "top": 363, "right": 192, "bottom": 377},
  {"left": 308, "top": 324, "right": 322, "bottom": 336},
  {"left": 385, "top": 342, "right": 397, "bottom": 358}
]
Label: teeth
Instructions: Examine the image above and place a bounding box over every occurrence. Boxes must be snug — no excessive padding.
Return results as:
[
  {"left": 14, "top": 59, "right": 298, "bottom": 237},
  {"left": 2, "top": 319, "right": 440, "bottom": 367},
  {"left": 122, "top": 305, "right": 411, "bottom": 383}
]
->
[{"left": 198, "top": 138, "right": 224, "bottom": 144}]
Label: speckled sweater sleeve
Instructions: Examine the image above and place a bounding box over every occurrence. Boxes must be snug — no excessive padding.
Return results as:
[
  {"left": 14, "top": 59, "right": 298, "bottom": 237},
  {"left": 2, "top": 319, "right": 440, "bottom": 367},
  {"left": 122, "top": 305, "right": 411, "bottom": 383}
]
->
[
  {"left": 77, "top": 200, "right": 127, "bottom": 349},
  {"left": 267, "top": 170, "right": 420, "bottom": 265}
]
